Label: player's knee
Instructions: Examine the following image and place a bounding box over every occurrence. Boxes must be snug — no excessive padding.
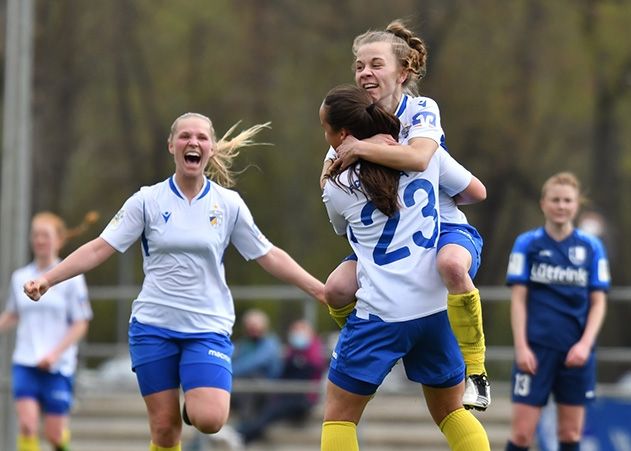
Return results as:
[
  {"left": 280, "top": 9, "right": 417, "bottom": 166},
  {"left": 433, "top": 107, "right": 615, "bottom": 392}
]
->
[
  {"left": 324, "top": 276, "right": 356, "bottom": 309},
  {"left": 195, "top": 414, "right": 227, "bottom": 435},
  {"left": 557, "top": 424, "right": 581, "bottom": 443},
  {"left": 437, "top": 253, "right": 469, "bottom": 288}
]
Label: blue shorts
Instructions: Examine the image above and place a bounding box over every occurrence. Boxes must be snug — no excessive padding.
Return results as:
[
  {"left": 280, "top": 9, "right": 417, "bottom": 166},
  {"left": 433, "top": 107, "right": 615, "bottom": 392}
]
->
[
  {"left": 129, "top": 318, "right": 234, "bottom": 396},
  {"left": 329, "top": 310, "right": 465, "bottom": 395},
  {"left": 12, "top": 364, "right": 74, "bottom": 414},
  {"left": 510, "top": 343, "right": 596, "bottom": 406},
  {"left": 437, "top": 223, "right": 484, "bottom": 279}
]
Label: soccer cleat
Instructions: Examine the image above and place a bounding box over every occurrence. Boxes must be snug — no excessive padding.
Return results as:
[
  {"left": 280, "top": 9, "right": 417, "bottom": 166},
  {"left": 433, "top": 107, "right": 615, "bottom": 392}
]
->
[
  {"left": 182, "top": 402, "right": 192, "bottom": 426},
  {"left": 462, "top": 374, "right": 491, "bottom": 411}
]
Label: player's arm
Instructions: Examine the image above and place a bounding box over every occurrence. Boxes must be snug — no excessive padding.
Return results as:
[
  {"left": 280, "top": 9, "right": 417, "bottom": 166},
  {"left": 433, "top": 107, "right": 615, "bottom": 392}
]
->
[
  {"left": 38, "top": 319, "right": 90, "bottom": 370},
  {"left": 566, "top": 290, "right": 607, "bottom": 367},
  {"left": 256, "top": 246, "right": 326, "bottom": 305},
  {"left": 510, "top": 284, "right": 537, "bottom": 374},
  {"left": 331, "top": 134, "right": 435, "bottom": 173},
  {"left": 24, "top": 237, "right": 116, "bottom": 301},
  {"left": 453, "top": 176, "right": 487, "bottom": 205},
  {"left": 320, "top": 159, "right": 333, "bottom": 190},
  {"left": 0, "top": 311, "right": 19, "bottom": 332}
]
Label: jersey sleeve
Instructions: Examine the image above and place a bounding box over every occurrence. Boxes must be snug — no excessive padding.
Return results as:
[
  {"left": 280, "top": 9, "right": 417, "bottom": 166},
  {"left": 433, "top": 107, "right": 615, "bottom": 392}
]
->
[
  {"left": 406, "top": 97, "right": 444, "bottom": 146},
  {"left": 588, "top": 237, "right": 611, "bottom": 291},
  {"left": 229, "top": 194, "right": 273, "bottom": 261},
  {"left": 436, "top": 148, "right": 472, "bottom": 196},
  {"left": 100, "top": 189, "right": 146, "bottom": 253},
  {"left": 506, "top": 232, "right": 532, "bottom": 285},
  {"left": 65, "top": 274, "right": 93, "bottom": 322},
  {"left": 324, "top": 146, "right": 337, "bottom": 162},
  {"left": 322, "top": 182, "right": 349, "bottom": 236}
]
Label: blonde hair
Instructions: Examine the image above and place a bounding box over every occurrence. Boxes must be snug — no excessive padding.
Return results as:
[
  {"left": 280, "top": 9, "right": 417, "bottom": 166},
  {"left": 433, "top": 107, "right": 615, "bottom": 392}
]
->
[
  {"left": 541, "top": 171, "right": 586, "bottom": 204},
  {"left": 352, "top": 19, "right": 429, "bottom": 95},
  {"left": 169, "top": 112, "right": 270, "bottom": 188},
  {"left": 32, "top": 210, "right": 100, "bottom": 247}
]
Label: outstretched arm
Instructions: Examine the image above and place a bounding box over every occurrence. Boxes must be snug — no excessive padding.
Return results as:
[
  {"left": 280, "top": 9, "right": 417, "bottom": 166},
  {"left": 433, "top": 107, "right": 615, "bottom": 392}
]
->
[
  {"left": 256, "top": 246, "right": 326, "bottom": 305},
  {"left": 24, "top": 237, "right": 116, "bottom": 301}
]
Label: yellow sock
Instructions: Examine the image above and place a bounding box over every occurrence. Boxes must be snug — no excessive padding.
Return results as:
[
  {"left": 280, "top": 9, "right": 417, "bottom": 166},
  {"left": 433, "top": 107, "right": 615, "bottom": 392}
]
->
[
  {"left": 17, "top": 435, "right": 40, "bottom": 451},
  {"left": 328, "top": 301, "right": 356, "bottom": 328},
  {"left": 321, "top": 421, "right": 358, "bottom": 451},
  {"left": 439, "top": 407, "right": 490, "bottom": 451},
  {"left": 447, "top": 289, "right": 486, "bottom": 376},
  {"left": 56, "top": 428, "right": 71, "bottom": 450},
  {"left": 149, "top": 442, "right": 181, "bottom": 451}
]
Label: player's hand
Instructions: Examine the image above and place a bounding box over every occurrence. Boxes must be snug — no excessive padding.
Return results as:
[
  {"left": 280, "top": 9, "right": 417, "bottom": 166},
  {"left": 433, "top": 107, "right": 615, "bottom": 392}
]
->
[
  {"left": 331, "top": 135, "right": 361, "bottom": 172},
  {"left": 515, "top": 344, "right": 537, "bottom": 375},
  {"left": 565, "top": 341, "right": 589, "bottom": 367},
  {"left": 37, "top": 352, "right": 59, "bottom": 371},
  {"left": 23, "top": 278, "right": 50, "bottom": 301},
  {"left": 363, "top": 133, "right": 397, "bottom": 146}
]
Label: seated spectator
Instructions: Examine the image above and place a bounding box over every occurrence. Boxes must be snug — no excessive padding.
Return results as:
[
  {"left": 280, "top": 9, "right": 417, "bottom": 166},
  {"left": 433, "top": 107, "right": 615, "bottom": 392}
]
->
[
  {"left": 231, "top": 309, "right": 283, "bottom": 419},
  {"left": 236, "top": 319, "right": 326, "bottom": 445},
  {"left": 232, "top": 309, "right": 283, "bottom": 379}
]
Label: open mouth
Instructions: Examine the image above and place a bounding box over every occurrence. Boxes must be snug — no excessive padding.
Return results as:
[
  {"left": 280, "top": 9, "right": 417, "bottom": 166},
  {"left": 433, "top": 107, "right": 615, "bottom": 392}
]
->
[{"left": 184, "top": 151, "right": 201, "bottom": 165}]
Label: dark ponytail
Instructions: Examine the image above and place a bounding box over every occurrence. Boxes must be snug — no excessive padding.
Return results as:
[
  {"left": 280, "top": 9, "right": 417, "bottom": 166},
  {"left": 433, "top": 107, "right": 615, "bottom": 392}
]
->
[{"left": 322, "top": 85, "right": 401, "bottom": 217}]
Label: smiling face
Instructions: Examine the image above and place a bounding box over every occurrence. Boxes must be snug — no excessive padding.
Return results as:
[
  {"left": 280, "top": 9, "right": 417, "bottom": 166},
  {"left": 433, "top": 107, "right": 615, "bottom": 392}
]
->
[
  {"left": 319, "top": 103, "right": 347, "bottom": 149},
  {"left": 540, "top": 183, "right": 580, "bottom": 228},
  {"left": 354, "top": 41, "right": 406, "bottom": 112},
  {"left": 168, "top": 115, "right": 214, "bottom": 180}
]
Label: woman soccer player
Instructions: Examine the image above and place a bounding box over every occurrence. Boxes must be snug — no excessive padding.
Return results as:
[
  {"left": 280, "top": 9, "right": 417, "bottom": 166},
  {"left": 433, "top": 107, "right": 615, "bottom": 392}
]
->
[
  {"left": 24, "top": 113, "right": 325, "bottom": 451},
  {"left": 1, "top": 211, "right": 96, "bottom": 451},
  {"left": 320, "top": 19, "right": 490, "bottom": 410},
  {"left": 505, "top": 172, "right": 609, "bottom": 451},
  {"left": 320, "top": 84, "right": 490, "bottom": 451}
]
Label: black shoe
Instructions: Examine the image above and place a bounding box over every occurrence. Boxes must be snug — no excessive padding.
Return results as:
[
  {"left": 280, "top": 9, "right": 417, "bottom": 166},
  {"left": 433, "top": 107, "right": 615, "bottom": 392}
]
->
[
  {"left": 463, "top": 374, "right": 491, "bottom": 411},
  {"left": 182, "top": 402, "right": 192, "bottom": 426}
]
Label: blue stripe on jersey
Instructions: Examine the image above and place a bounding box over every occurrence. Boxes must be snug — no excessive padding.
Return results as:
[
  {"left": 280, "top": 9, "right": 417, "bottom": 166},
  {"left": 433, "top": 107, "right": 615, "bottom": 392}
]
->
[
  {"left": 199, "top": 179, "right": 211, "bottom": 199},
  {"left": 141, "top": 199, "right": 149, "bottom": 256},
  {"left": 169, "top": 176, "right": 184, "bottom": 199},
  {"left": 395, "top": 94, "right": 408, "bottom": 118}
]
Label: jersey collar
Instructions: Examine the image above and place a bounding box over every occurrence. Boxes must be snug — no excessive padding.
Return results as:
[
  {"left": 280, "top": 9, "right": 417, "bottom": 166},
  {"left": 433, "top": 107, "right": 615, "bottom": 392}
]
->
[{"left": 168, "top": 175, "right": 212, "bottom": 201}]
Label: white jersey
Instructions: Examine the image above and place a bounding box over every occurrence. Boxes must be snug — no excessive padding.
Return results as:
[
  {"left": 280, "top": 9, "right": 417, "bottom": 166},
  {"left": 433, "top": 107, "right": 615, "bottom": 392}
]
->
[
  {"left": 322, "top": 149, "right": 471, "bottom": 321},
  {"left": 324, "top": 94, "right": 470, "bottom": 224},
  {"left": 6, "top": 261, "right": 92, "bottom": 376},
  {"left": 100, "top": 176, "right": 273, "bottom": 335}
]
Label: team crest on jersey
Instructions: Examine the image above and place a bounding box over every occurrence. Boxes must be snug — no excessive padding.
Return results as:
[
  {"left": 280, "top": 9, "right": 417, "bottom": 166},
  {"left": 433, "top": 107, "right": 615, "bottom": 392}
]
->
[
  {"left": 209, "top": 204, "right": 223, "bottom": 228},
  {"left": 107, "top": 209, "right": 124, "bottom": 230},
  {"left": 568, "top": 246, "right": 586, "bottom": 265}
]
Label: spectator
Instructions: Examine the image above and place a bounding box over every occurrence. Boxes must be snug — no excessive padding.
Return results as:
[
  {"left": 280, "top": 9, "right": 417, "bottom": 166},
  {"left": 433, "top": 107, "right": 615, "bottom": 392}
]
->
[
  {"left": 231, "top": 309, "right": 282, "bottom": 417},
  {"left": 236, "top": 319, "right": 326, "bottom": 445},
  {"left": 232, "top": 309, "right": 282, "bottom": 380}
]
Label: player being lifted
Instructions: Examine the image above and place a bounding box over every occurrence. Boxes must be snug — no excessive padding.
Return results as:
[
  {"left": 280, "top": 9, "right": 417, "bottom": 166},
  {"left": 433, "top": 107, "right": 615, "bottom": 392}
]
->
[{"left": 320, "top": 19, "right": 490, "bottom": 410}]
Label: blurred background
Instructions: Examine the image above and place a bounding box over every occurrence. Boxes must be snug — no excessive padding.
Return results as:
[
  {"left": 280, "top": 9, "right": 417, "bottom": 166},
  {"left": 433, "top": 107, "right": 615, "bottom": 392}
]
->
[{"left": 1, "top": 0, "right": 631, "bottom": 450}]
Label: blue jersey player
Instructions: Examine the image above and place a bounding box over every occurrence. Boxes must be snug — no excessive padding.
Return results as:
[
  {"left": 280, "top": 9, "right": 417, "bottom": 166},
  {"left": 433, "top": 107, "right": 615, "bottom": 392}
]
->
[
  {"left": 24, "top": 113, "right": 326, "bottom": 451},
  {"left": 505, "top": 172, "right": 609, "bottom": 451}
]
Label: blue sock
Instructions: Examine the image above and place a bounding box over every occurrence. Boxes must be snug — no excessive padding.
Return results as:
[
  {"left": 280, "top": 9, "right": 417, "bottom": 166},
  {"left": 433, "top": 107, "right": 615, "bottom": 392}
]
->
[
  {"left": 559, "top": 442, "right": 579, "bottom": 451},
  {"left": 506, "top": 442, "right": 529, "bottom": 451}
]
